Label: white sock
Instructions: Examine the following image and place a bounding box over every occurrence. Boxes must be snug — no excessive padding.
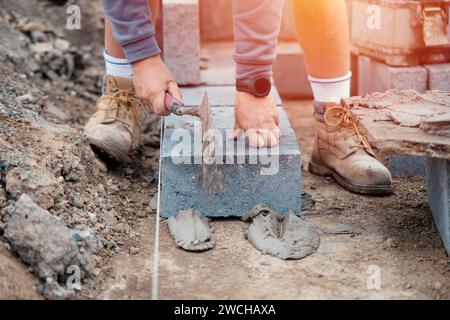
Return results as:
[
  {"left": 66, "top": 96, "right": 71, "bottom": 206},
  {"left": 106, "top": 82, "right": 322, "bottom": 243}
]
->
[
  {"left": 308, "top": 71, "right": 352, "bottom": 103},
  {"left": 103, "top": 49, "right": 133, "bottom": 78}
]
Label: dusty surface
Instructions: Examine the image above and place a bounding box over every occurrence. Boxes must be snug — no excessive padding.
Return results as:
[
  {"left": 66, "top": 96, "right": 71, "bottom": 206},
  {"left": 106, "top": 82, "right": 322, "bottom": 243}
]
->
[
  {"left": 157, "top": 100, "right": 450, "bottom": 300},
  {"left": 0, "top": 0, "right": 158, "bottom": 299},
  {"left": 167, "top": 209, "right": 215, "bottom": 252}
]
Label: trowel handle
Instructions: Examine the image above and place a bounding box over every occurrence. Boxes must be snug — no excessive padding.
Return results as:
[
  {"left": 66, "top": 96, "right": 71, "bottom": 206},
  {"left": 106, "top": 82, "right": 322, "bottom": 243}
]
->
[{"left": 164, "top": 92, "right": 184, "bottom": 116}]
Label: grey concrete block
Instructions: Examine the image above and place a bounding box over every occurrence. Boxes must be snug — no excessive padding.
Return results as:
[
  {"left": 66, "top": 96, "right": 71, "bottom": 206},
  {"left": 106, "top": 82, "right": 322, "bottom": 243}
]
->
[
  {"left": 181, "top": 85, "right": 282, "bottom": 107},
  {"left": 426, "top": 157, "right": 450, "bottom": 255},
  {"left": 160, "top": 107, "right": 301, "bottom": 217},
  {"left": 272, "top": 43, "right": 313, "bottom": 99},
  {"left": 388, "top": 155, "right": 425, "bottom": 177},
  {"left": 424, "top": 63, "right": 450, "bottom": 91},
  {"left": 358, "top": 56, "right": 427, "bottom": 95},
  {"left": 163, "top": 0, "right": 201, "bottom": 85}
]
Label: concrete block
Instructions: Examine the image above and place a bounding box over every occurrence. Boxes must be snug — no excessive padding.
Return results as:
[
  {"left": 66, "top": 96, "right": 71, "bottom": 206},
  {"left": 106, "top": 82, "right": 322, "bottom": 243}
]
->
[
  {"left": 163, "top": 0, "right": 201, "bottom": 85},
  {"left": 200, "top": 42, "right": 235, "bottom": 86},
  {"left": 426, "top": 157, "right": 450, "bottom": 255},
  {"left": 388, "top": 155, "right": 425, "bottom": 177},
  {"left": 424, "top": 63, "right": 450, "bottom": 91},
  {"left": 273, "top": 43, "right": 312, "bottom": 99},
  {"left": 180, "top": 85, "right": 282, "bottom": 107},
  {"left": 199, "top": 0, "right": 297, "bottom": 42},
  {"left": 160, "top": 106, "right": 301, "bottom": 218},
  {"left": 357, "top": 56, "right": 427, "bottom": 95}
]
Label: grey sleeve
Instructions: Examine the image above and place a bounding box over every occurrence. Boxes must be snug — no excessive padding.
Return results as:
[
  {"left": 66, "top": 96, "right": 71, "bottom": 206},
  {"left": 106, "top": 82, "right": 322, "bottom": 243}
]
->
[
  {"left": 233, "top": 0, "right": 284, "bottom": 81},
  {"left": 103, "top": 0, "right": 161, "bottom": 63}
]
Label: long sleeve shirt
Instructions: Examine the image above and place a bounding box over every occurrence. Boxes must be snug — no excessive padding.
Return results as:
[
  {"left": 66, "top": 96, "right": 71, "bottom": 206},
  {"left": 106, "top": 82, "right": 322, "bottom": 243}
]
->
[{"left": 102, "top": 0, "right": 284, "bottom": 81}]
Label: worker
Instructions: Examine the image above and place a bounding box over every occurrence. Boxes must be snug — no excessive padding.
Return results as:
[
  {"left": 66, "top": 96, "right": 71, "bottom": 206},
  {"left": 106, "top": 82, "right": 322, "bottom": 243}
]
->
[{"left": 84, "top": 0, "right": 392, "bottom": 195}]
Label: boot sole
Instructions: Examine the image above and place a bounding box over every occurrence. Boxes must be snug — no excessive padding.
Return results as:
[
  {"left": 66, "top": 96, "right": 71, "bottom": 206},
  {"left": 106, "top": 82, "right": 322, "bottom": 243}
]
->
[
  {"left": 85, "top": 135, "right": 130, "bottom": 163},
  {"left": 308, "top": 160, "right": 393, "bottom": 196}
]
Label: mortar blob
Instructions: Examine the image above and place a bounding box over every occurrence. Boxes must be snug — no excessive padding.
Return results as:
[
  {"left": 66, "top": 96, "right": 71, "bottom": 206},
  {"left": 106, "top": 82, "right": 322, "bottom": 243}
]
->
[
  {"left": 167, "top": 209, "right": 215, "bottom": 252},
  {"left": 243, "top": 205, "right": 320, "bottom": 260}
]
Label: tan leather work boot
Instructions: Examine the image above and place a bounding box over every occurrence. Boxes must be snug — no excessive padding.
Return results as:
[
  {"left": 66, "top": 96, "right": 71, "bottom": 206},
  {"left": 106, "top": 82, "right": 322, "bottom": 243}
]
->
[
  {"left": 84, "top": 75, "right": 146, "bottom": 162},
  {"left": 308, "top": 102, "right": 393, "bottom": 195}
]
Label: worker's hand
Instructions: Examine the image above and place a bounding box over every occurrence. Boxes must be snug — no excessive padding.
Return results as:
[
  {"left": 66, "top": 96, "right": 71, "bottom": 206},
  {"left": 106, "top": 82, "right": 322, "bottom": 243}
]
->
[
  {"left": 231, "top": 91, "right": 281, "bottom": 148},
  {"left": 131, "top": 55, "right": 183, "bottom": 116}
]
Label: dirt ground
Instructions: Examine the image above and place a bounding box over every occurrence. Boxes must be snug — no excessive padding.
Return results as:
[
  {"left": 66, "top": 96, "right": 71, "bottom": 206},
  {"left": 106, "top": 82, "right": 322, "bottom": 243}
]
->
[{"left": 0, "top": 0, "right": 449, "bottom": 300}]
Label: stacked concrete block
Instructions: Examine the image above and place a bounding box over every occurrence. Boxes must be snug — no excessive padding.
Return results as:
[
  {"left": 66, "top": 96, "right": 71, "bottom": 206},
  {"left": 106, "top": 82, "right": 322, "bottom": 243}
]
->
[
  {"left": 424, "top": 63, "right": 450, "bottom": 92},
  {"left": 357, "top": 56, "right": 428, "bottom": 95},
  {"left": 160, "top": 86, "right": 302, "bottom": 218},
  {"left": 272, "top": 43, "right": 312, "bottom": 99},
  {"left": 426, "top": 158, "right": 450, "bottom": 255},
  {"left": 388, "top": 155, "right": 425, "bottom": 177},
  {"left": 163, "top": 0, "right": 201, "bottom": 85},
  {"left": 199, "top": 0, "right": 297, "bottom": 42}
]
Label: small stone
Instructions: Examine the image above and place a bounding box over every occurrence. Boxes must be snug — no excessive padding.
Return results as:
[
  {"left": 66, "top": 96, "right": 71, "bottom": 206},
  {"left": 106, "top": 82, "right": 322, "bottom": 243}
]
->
[
  {"left": 323, "top": 224, "right": 362, "bottom": 235},
  {"left": 69, "top": 194, "right": 84, "bottom": 209},
  {"left": 432, "top": 281, "right": 442, "bottom": 292},
  {"left": 21, "top": 21, "right": 48, "bottom": 32},
  {"left": 5, "top": 166, "right": 63, "bottom": 209},
  {"left": 108, "top": 184, "right": 120, "bottom": 195},
  {"left": 0, "top": 188, "right": 7, "bottom": 204},
  {"left": 103, "top": 211, "right": 117, "bottom": 227},
  {"left": 15, "top": 93, "right": 35, "bottom": 104},
  {"left": 54, "top": 39, "right": 70, "bottom": 52},
  {"left": 30, "top": 42, "right": 53, "bottom": 54},
  {"left": 106, "top": 241, "right": 116, "bottom": 250},
  {"left": 30, "top": 30, "right": 48, "bottom": 43},
  {"left": 129, "top": 246, "right": 139, "bottom": 255},
  {"left": 114, "top": 223, "right": 126, "bottom": 233},
  {"left": 149, "top": 193, "right": 158, "bottom": 210},
  {"left": 385, "top": 238, "right": 397, "bottom": 248}
]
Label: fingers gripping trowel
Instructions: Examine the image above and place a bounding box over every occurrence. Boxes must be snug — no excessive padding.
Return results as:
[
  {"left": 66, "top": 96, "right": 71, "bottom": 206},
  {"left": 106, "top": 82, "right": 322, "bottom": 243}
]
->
[{"left": 165, "top": 92, "right": 224, "bottom": 197}]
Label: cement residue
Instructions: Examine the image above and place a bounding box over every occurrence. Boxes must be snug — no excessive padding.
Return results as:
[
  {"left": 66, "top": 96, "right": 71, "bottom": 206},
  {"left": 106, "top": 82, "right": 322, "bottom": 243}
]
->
[
  {"left": 243, "top": 205, "right": 320, "bottom": 260},
  {"left": 167, "top": 209, "right": 215, "bottom": 252},
  {"left": 348, "top": 90, "right": 450, "bottom": 137}
]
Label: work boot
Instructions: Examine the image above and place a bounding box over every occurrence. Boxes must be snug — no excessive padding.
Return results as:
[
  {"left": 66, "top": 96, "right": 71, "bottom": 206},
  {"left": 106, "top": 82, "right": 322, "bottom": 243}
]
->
[
  {"left": 84, "top": 75, "right": 146, "bottom": 162},
  {"left": 308, "top": 101, "right": 393, "bottom": 195}
]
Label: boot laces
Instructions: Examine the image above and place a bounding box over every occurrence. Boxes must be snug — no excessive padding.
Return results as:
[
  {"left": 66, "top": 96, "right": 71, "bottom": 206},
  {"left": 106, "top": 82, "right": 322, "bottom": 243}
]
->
[
  {"left": 324, "top": 104, "right": 373, "bottom": 154},
  {"left": 97, "top": 89, "right": 147, "bottom": 134}
]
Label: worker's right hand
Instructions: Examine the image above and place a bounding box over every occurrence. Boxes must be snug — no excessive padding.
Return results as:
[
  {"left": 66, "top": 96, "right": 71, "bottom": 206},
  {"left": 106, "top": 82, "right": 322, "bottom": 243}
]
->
[{"left": 131, "top": 55, "right": 183, "bottom": 116}]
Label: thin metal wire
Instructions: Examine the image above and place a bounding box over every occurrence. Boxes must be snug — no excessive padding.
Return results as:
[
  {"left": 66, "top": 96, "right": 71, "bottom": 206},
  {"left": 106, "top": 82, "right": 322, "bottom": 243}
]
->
[{"left": 151, "top": 120, "right": 163, "bottom": 300}]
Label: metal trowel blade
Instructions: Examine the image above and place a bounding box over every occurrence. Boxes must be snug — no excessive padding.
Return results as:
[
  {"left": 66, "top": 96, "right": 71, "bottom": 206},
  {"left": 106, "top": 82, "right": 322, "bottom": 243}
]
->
[{"left": 199, "top": 92, "right": 224, "bottom": 197}]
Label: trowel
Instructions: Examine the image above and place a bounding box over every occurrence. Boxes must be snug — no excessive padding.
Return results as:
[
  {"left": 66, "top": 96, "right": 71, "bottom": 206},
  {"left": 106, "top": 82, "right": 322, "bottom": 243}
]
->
[{"left": 164, "top": 92, "right": 224, "bottom": 197}]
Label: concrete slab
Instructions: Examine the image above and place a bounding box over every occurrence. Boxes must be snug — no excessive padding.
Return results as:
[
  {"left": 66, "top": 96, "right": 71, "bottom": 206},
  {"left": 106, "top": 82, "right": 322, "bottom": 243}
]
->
[
  {"left": 200, "top": 42, "right": 235, "bottom": 86},
  {"left": 349, "top": 91, "right": 450, "bottom": 159},
  {"left": 162, "top": 0, "right": 201, "bottom": 85},
  {"left": 160, "top": 107, "right": 301, "bottom": 217},
  {"left": 388, "top": 155, "right": 425, "bottom": 177},
  {"left": 357, "top": 56, "right": 427, "bottom": 96},
  {"left": 181, "top": 85, "right": 282, "bottom": 107},
  {"left": 426, "top": 158, "right": 450, "bottom": 255},
  {"left": 425, "top": 63, "right": 450, "bottom": 92}
]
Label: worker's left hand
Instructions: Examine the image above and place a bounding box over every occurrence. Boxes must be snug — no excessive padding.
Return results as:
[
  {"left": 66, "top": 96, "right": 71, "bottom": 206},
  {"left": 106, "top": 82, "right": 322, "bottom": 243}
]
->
[{"left": 231, "top": 91, "right": 282, "bottom": 148}]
